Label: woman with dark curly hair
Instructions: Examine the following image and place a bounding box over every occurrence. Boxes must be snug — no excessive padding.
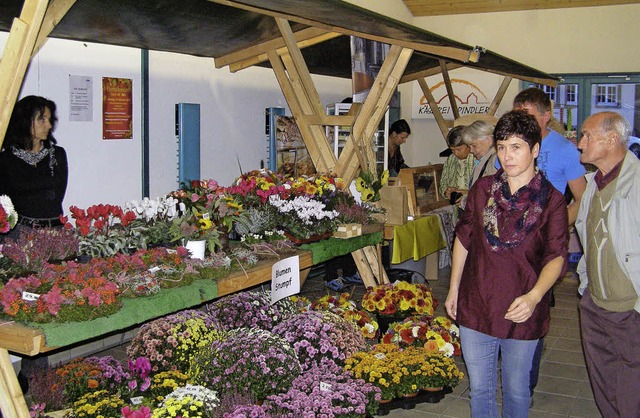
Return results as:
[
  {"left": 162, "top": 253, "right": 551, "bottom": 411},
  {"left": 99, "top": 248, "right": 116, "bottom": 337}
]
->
[
  {"left": 445, "top": 110, "right": 568, "bottom": 417},
  {"left": 0, "top": 95, "right": 68, "bottom": 238}
]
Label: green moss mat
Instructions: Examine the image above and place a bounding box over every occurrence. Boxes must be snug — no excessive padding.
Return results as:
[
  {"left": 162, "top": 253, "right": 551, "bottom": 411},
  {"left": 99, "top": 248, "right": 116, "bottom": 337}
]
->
[{"left": 300, "top": 232, "right": 383, "bottom": 264}]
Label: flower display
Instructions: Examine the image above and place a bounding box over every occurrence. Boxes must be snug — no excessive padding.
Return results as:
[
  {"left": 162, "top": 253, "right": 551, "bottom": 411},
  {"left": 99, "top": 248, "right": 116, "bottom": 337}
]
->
[
  {"left": 361, "top": 281, "right": 438, "bottom": 318},
  {"left": 269, "top": 194, "right": 339, "bottom": 240},
  {"left": 205, "top": 289, "right": 295, "bottom": 331},
  {"left": 153, "top": 384, "right": 220, "bottom": 418},
  {"left": 53, "top": 357, "right": 126, "bottom": 403},
  {"left": 126, "top": 310, "right": 223, "bottom": 372},
  {"left": 355, "top": 169, "right": 389, "bottom": 202},
  {"left": 272, "top": 310, "right": 367, "bottom": 370},
  {"left": 190, "top": 328, "right": 302, "bottom": 400},
  {"left": 148, "top": 370, "right": 190, "bottom": 403},
  {"left": 0, "top": 194, "right": 18, "bottom": 233}
]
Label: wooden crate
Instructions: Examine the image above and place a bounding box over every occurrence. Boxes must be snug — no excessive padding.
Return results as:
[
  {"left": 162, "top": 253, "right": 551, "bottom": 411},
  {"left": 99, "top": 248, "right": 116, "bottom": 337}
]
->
[
  {"left": 333, "top": 223, "right": 362, "bottom": 239},
  {"left": 397, "top": 164, "right": 449, "bottom": 216}
]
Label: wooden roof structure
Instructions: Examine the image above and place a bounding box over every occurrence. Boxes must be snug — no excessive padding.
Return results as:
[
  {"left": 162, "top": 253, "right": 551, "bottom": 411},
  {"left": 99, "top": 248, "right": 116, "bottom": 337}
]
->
[{"left": 0, "top": 5, "right": 558, "bottom": 414}]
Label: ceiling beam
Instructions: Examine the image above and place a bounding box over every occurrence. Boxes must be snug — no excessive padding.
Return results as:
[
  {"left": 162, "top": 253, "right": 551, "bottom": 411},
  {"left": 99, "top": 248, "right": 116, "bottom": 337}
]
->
[{"left": 403, "top": 0, "right": 640, "bottom": 16}]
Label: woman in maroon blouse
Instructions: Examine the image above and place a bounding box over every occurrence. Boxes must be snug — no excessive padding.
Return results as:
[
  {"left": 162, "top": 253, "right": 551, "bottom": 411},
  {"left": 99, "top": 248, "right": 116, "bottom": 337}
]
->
[{"left": 445, "top": 110, "right": 568, "bottom": 417}]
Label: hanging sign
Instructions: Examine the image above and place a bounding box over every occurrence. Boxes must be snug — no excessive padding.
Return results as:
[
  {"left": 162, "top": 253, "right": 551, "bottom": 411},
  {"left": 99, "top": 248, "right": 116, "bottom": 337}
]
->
[
  {"left": 412, "top": 70, "right": 500, "bottom": 120},
  {"left": 102, "top": 77, "right": 133, "bottom": 140},
  {"left": 271, "top": 256, "right": 300, "bottom": 304}
]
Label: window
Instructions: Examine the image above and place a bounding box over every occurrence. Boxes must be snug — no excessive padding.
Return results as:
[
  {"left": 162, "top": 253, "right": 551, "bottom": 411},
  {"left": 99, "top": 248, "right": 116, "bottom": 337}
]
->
[
  {"left": 542, "top": 85, "right": 556, "bottom": 102},
  {"left": 595, "top": 84, "right": 620, "bottom": 108},
  {"left": 565, "top": 84, "right": 577, "bottom": 105}
]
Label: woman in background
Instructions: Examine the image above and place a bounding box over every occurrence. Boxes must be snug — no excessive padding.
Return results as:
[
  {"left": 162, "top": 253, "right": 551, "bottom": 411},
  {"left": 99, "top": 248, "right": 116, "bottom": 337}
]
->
[
  {"left": 439, "top": 125, "right": 474, "bottom": 204},
  {"left": 388, "top": 119, "right": 411, "bottom": 177},
  {"left": 0, "top": 95, "right": 68, "bottom": 238}
]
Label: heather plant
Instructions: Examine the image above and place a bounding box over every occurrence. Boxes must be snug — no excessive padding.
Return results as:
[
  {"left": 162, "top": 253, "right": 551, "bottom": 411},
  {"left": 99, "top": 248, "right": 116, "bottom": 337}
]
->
[
  {"left": 272, "top": 310, "right": 367, "bottom": 370},
  {"left": 190, "top": 328, "right": 301, "bottom": 401},
  {"left": 0, "top": 227, "right": 79, "bottom": 273},
  {"left": 27, "top": 367, "right": 67, "bottom": 411}
]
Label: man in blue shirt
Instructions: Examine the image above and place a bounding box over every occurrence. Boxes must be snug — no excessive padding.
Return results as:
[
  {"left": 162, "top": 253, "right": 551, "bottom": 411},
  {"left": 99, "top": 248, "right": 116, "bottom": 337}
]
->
[{"left": 513, "top": 87, "right": 586, "bottom": 406}]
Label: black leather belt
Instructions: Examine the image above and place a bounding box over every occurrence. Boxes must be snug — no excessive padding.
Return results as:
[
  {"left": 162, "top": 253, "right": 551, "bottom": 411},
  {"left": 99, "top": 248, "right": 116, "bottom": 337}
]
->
[{"left": 17, "top": 216, "right": 63, "bottom": 228}]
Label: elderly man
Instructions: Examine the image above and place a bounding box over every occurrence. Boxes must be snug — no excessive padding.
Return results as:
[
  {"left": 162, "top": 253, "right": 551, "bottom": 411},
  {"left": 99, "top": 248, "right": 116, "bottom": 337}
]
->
[{"left": 575, "top": 111, "right": 640, "bottom": 417}]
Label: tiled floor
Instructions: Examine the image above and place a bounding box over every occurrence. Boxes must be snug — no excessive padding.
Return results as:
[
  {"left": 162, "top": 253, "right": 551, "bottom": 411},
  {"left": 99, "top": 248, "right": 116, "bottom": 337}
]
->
[{"left": 90, "top": 261, "right": 601, "bottom": 417}]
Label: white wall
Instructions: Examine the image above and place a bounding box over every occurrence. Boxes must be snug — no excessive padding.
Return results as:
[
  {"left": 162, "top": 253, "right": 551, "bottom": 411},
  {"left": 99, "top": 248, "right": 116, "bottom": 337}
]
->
[{"left": 0, "top": 34, "right": 352, "bottom": 212}]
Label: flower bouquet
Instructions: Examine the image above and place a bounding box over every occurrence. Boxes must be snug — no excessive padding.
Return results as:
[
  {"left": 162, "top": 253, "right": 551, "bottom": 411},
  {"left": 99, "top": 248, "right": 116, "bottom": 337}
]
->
[
  {"left": 272, "top": 310, "right": 367, "bottom": 370},
  {"left": 361, "top": 281, "right": 438, "bottom": 319},
  {"left": 355, "top": 169, "right": 389, "bottom": 202},
  {"left": 190, "top": 328, "right": 302, "bottom": 400},
  {"left": 126, "top": 310, "right": 223, "bottom": 373},
  {"left": 0, "top": 194, "right": 18, "bottom": 233}
]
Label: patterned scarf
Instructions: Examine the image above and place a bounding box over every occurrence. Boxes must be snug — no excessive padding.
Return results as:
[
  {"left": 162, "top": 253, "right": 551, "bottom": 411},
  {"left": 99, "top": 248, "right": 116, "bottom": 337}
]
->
[
  {"left": 11, "top": 144, "right": 57, "bottom": 176},
  {"left": 483, "top": 169, "right": 552, "bottom": 251}
]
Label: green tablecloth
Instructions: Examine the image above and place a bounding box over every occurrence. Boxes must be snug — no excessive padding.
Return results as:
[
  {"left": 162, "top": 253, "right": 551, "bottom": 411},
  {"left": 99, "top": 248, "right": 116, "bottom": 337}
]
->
[
  {"left": 300, "top": 231, "right": 383, "bottom": 264},
  {"left": 391, "top": 215, "right": 446, "bottom": 264}
]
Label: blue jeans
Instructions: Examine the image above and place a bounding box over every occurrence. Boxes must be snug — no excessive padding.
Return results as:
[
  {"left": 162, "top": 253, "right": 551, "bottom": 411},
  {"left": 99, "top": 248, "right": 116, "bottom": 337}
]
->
[{"left": 460, "top": 326, "right": 538, "bottom": 418}]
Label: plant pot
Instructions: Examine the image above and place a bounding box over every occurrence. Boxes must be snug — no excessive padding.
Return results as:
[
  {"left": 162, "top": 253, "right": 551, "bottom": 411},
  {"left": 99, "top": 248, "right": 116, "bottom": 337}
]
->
[
  {"left": 402, "top": 392, "right": 418, "bottom": 398},
  {"left": 283, "top": 231, "right": 332, "bottom": 244},
  {"left": 423, "top": 386, "right": 444, "bottom": 392},
  {"left": 185, "top": 239, "right": 206, "bottom": 260}
]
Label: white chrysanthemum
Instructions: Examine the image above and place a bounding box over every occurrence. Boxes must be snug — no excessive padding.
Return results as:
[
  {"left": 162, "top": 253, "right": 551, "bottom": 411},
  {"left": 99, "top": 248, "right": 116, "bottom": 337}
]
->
[
  {"left": 440, "top": 342, "right": 455, "bottom": 357},
  {"left": 0, "top": 195, "right": 16, "bottom": 216}
]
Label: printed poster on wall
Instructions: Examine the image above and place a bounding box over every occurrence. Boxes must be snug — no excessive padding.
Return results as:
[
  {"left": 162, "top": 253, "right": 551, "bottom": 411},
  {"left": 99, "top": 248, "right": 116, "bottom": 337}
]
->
[
  {"left": 411, "top": 69, "right": 501, "bottom": 120},
  {"left": 102, "top": 77, "right": 132, "bottom": 140},
  {"left": 69, "top": 75, "right": 93, "bottom": 122}
]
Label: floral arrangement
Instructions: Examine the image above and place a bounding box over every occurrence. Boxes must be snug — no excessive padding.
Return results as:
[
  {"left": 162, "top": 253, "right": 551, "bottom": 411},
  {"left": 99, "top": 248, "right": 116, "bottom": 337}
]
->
[
  {"left": 355, "top": 169, "right": 389, "bottom": 202},
  {"left": 361, "top": 280, "right": 438, "bottom": 318},
  {"left": 126, "top": 310, "right": 223, "bottom": 372},
  {"left": 152, "top": 384, "right": 219, "bottom": 418},
  {"left": 266, "top": 358, "right": 381, "bottom": 417},
  {"left": 124, "top": 195, "right": 183, "bottom": 246},
  {"left": 0, "top": 227, "right": 79, "bottom": 273},
  {"left": 309, "top": 293, "right": 379, "bottom": 340},
  {"left": 205, "top": 289, "right": 295, "bottom": 331},
  {"left": 190, "top": 328, "right": 302, "bottom": 400},
  {"left": 381, "top": 316, "right": 457, "bottom": 357},
  {"left": 0, "top": 194, "right": 18, "bottom": 233},
  {"left": 227, "top": 170, "right": 287, "bottom": 206},
  {"left": 148, "top": 370, "right": 190, "bottom": 403},
  {"left": 0, "top": 270, "right": 120, "bottom": 323},
  {"left": 63, "top": 204, "right": 140, "bottom": 258},
  {"left": 272, "top": 310, "right": 367, "bottom": 370},
  {"left": 52, "top": 357, "right": 125, "bottom": 403}
]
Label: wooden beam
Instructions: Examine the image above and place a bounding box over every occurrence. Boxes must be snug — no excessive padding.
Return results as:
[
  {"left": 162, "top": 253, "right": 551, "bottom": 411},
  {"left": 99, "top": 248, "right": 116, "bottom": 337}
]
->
[
  {"left": 487, "top": 76, "right": 512, "bottom": 116},
  {"left": 209, "top": 0, "right": 475, "bottom": 63},
  {"left": 439, "top": 60, "right": 459, "bottom": 120},
  {"left": 403, "top": 0, "right": 640, "bottom": 16},
  {"left": 400, "top": 62, "right": 463, "bottom": 84},
  {"left": 417, "top": 77, "right": 449, "bottom": 142},
  {"left": 217, "top": 29, "right": 341, "bottom": 73},
  {"left": 335, "top": 46, "right": 413, "bottom": 184},
  {"left": 295, "top": 114, "right": 356, "bottom": 127},
  {"left": 0, "top": 0, "right": 49, "bottom": 150},
  {"left": 33, "top": 0, "right": 77, "bottom": 55}
]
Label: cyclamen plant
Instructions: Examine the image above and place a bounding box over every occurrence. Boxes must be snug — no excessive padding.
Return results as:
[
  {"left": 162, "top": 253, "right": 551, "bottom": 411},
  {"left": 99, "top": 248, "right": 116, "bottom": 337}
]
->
[
  {"left": 269, "top": 195, "right": 339, "bottom": 239},
  {"left": 0, "top": 194, "right": 18, "bottom": 233}
]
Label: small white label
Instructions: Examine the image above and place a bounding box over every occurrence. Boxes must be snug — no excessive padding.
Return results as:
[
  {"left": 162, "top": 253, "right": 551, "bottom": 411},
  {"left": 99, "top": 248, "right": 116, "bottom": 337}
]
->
[
  {"left": 319, "top": 381, "right": 332, "bottom": 392},
  {"left": 166, "top": 249, "right": 177, "bottom": 254},
  {"left": 130, "top": 396, "right": 144, "bottom": 405},
  {"left": 148, "top": 266, "right": 161, "bottom": 273},
  {"left": 21, "top": 292, "right": 41, "bottom": 301},
  {"left": 202, "top": 212, "right": 210, "bottom": 220},
  {"left": 374, "top": 353, "right": 387, "bottom": 359}
]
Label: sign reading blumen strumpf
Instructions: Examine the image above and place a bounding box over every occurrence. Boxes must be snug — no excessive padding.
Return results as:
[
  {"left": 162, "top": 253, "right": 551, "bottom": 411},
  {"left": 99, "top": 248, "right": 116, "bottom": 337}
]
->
[{"left": 271, "top": 256, "right": 300, "bottom": 304}]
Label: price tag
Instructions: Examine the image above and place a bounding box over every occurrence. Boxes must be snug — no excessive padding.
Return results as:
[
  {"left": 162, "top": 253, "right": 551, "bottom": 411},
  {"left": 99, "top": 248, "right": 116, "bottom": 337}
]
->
[
  {"left": 21, "top": 292, "right": 41, "bottom": 302},
  {"left": 166, "top": 249, "right": 177, "bottom": 254},
  {"left": 130, "top": 396, "right": 144, "bottom": 405},
  {"left": 374, "top": 353, "right": 386, "bottom": 359},
  {"left": 319, "top": 381, "right": 332, "bottom": 392}
]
